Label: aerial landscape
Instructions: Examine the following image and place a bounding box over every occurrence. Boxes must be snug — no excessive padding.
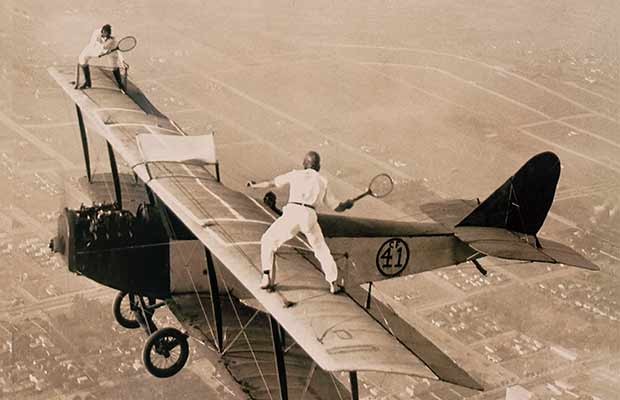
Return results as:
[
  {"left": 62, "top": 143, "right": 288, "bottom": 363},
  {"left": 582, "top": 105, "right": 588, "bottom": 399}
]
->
[{"left": 1, "top": 0, "right": 619, "bottom": 399}]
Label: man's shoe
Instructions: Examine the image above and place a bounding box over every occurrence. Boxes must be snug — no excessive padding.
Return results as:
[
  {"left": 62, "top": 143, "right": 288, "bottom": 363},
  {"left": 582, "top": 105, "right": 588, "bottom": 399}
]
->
[
  {"left": 77, "top": 64, "right": 91, "bottom": 90},
  {"left": 260, "top": 272, "right": 272, "bottom": 289},
  {"left": 329, "top": 281, "right": 342, "bottom": 294}
]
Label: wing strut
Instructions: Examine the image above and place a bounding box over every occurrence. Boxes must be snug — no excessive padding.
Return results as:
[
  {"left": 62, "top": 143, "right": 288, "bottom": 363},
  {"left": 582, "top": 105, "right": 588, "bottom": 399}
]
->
[
  {"left": 349, "top": 372, "right": 359, "bottom": 400},
  {"left": 106, "top": 142, "right": 123, "bottom": 208},
  {"left": 269, "top": 315, "right": 289, "bottom": 400},
  {"left": 74, "top": 105, "right": 92, "bottom": 183},
  {"left": 204, "top": 247, "right": 224, "bottom": 352}
]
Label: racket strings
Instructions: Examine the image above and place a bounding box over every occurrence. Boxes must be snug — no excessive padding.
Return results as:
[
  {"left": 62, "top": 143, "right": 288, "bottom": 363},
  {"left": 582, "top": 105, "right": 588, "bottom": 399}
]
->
[
  {"left": 117, "top": 36, "right": 137, "bottom": 52},
  {"left": 369, "top": 174, "right": 394, "bottom": 198}
]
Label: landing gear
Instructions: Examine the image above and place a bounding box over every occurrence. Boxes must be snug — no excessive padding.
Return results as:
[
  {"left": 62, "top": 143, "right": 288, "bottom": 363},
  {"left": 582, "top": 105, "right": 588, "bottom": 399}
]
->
[
  {"left": 142, "top": 327, "right": 189, "bottom": 378},
  {"left": 112, "top": 291, "right": 156, "bottom": 329},
  {"left": 112, "top": 291, "right": 189, "bottom": 378}
]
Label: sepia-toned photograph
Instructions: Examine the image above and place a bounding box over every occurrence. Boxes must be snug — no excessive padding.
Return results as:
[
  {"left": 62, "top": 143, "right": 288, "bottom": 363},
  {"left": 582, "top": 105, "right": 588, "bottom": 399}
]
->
[{"left": 1, "top": 1, "right": 618, "bottom": 399}]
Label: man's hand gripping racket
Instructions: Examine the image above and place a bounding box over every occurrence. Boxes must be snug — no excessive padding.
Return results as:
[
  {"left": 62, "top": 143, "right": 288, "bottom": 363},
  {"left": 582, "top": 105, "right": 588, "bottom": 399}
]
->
[
  {"left": 336, "top": 173, "right": 394, "bottom": 211},
  {"left": 99, "top": 36, "right": 137, "bottom": 57}
]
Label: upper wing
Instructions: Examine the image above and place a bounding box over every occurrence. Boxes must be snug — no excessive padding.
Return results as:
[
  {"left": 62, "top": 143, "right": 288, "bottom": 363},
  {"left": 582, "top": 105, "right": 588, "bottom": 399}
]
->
[{"left": 49, "top": 66, "right": 438, "bottom": 379}]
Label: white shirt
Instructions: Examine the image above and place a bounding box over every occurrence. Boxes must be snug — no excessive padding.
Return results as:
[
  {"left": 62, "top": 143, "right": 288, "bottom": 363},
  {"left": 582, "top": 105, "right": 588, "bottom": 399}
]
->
[
  {"left": 81, "top": 29, "right": 124, "bottom": 68},
  {"left": 274, "top": 169, "right": 340, "bottom": 210}
]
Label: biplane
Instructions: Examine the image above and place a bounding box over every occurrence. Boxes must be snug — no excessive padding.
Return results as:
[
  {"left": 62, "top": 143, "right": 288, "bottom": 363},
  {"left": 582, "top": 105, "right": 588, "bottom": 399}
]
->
[{"left": 48, "top": 65, "right": 598, "bottom": 399}]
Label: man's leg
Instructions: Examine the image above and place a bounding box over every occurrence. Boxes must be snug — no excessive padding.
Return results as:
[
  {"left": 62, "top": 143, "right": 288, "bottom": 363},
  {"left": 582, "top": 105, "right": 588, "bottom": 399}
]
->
[
  {"left": 78, "top": 64, "right": 91, "bottom": 89},
  {"left": 304, "top": 221, "right": 339, "bottom": 291},
  {"left": 112, "top": 67, "right": 125, "bottom": 91},
  {"left": 77, "top": 53, "right": 92, "bottom": 89},
  {"left": 260, "top": 211, "right": 298, "bottom": 288}
]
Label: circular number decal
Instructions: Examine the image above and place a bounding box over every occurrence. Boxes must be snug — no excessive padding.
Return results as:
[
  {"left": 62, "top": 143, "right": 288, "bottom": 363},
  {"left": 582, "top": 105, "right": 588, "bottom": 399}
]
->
[{"left": 376, "top": 238, "right": 410, "bottom": 277}]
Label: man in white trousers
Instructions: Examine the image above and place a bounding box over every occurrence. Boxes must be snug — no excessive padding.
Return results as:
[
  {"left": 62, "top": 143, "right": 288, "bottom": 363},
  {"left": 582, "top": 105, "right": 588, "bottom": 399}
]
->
[
  {"left": 77, "top": 24, "right": 125, "bottom": 90},
  {"left": 248, "top": 151, "right": 354, "bottom": 294}
]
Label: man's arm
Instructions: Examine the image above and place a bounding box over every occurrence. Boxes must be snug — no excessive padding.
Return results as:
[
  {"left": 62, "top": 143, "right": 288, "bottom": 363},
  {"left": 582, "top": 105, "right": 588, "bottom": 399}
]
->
[
  {"left": 98, "top": 40, "right": 114, "bottom": 57},
  {"left": 248, "top": 171, "right": 292, "bottom": 190},
  {"left": 247, "top": 180, "right": 275, "bottom": 189}
]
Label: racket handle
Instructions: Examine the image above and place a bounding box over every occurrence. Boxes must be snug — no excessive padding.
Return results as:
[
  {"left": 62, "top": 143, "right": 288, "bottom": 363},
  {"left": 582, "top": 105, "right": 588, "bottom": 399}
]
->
[{"left": 350, "top": 190, "right": 370, "bottom": 203}]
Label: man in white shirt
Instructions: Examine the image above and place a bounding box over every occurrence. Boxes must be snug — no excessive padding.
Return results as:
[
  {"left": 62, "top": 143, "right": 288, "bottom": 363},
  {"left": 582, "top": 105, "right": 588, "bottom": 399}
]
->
[
  {"left": 248, "top": 151, "right": 353, "bottom": 294},
  {"left": 77, "top": 24, "right": 125, "bottom": 90}
]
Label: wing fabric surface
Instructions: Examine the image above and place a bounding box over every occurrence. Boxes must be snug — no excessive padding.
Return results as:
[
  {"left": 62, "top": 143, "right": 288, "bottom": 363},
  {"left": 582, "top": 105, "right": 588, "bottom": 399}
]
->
[{"left": 49, "top": 66, "right": 438, "bottom": 379}]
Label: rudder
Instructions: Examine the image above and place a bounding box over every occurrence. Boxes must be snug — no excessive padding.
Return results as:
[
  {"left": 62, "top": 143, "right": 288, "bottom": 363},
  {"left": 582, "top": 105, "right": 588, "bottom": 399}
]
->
[{"left": 456, "top": 152, "right": 561, "bottom": 235}]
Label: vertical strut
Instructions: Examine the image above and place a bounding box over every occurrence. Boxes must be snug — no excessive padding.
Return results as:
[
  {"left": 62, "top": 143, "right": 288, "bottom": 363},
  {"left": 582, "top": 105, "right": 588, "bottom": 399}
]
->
[
  {"left": 215, "top": 162, "right": 221, "bottom": 183},
  {"left": 145, "top": 185, "right": 156, "bottom": 206},
  {"left": 365, "top": 282, "right": 373, "bottom": 309},
  {"left": 74, "top": 63, "right": 81, "bottom": 89},
  {"left": 279, "top": 324, "right": 286, "bottom": 349},
  {"left": 75, "top": 105, "right": 92, "bottom": 182},
  {"left": 269, "top": 315, "right": 288, "bottom": 400},
  {"left": 107, "top": 142, "right": 122, "bottom": 208},
  {"left": 349, "top": 372, "right": 359, "bottom": 400},
  {"left": 204, "top": 248, "right": 224, "bottom": 352}
]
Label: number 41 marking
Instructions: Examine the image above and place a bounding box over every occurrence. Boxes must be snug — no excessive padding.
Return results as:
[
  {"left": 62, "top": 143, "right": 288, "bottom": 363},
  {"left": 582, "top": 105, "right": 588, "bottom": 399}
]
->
[{"left": 381, "top": 240, "right": 405, "bottom": 269}]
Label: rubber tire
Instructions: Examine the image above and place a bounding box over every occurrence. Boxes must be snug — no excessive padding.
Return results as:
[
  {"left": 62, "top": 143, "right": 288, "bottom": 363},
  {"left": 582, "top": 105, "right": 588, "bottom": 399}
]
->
[
  {"left": 112, "top": 291, "right": 142, "bottom": 329},
  {"left": 142, "top": 327, "right": 189, "bottom": 378},
  {"left": 113, "top": 292, "right": 157, "bottom": 329}
]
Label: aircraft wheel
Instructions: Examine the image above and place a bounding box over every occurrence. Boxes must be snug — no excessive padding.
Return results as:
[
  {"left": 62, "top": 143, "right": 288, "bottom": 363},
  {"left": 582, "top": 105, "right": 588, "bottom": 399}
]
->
[
  {"left": 113, "top": 292, "right": 140, "bottom": 329},
  {"left": 142, "top": 327, "right": 189, "bottom": 378},
  {"left": 113, "top": 292, "right": 157, "bottom": 329}
]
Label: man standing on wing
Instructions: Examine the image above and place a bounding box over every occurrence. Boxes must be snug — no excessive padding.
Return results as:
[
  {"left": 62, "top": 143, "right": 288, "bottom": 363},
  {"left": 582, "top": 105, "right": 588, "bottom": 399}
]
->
[
  {"left": 77, "top": 24, "right": 125, "bottom": 90},
  {"left": 248, "top": 151, "right": 354, "bottom": 294}
]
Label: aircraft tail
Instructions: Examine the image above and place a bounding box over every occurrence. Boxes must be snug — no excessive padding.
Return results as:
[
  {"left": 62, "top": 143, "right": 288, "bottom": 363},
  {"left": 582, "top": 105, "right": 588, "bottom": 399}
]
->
[
  {"left": 456, "top": 151, "right": 560, "bottom": 235},
  {"left": 454, "top": 152, "right": 598, "bottom": 271}
]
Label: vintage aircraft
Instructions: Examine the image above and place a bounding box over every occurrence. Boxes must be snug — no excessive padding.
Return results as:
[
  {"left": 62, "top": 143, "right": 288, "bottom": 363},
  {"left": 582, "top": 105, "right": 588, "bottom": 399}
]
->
[{"left": 48, "top": 65, "right": 598, "bottom": 399}]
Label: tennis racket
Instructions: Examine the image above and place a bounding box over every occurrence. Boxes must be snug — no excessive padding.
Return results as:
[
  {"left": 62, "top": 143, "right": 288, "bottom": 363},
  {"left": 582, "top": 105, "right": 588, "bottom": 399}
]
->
[
  {"left": 350, "top": 173, "right": 394, "bottom": 204},
  {"left": 99, "top": 36, "right": 137, "bottom": 57}
]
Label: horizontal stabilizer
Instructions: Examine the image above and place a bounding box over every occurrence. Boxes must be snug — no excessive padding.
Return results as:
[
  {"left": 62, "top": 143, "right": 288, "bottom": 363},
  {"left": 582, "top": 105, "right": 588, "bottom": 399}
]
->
[
  {"left": 536, "top": 238, "right": 599, "bottom": 271},
  {"left": 455, "top": 227, "right": 599, "bottom": 270}
]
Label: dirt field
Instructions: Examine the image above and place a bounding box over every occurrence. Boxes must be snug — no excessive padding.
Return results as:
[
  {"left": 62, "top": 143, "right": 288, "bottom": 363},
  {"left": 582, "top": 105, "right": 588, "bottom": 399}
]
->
[{"left": 1, "top": 0, "right": 619, "bottom": 398}]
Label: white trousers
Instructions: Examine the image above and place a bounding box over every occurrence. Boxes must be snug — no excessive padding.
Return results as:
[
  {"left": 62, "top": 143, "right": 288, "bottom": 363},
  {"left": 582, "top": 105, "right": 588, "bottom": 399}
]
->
[{"left": 261, "top": 204, "right": 338, "bottom": 283}]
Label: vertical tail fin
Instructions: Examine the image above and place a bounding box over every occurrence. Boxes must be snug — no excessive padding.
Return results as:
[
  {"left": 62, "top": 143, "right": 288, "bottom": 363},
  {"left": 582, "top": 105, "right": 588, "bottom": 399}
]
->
[{"left": 456, "top": 152, "right": 561, "bottom": 235}]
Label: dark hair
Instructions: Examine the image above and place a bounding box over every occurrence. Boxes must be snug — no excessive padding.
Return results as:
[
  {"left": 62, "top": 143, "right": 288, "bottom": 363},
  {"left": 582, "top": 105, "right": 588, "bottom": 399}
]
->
[
  {"left": 101, "top": 24, "right": 112, "bottom": 34},
  {"left": 305, "top": 151, "right": 321, "bottom": 171}
]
